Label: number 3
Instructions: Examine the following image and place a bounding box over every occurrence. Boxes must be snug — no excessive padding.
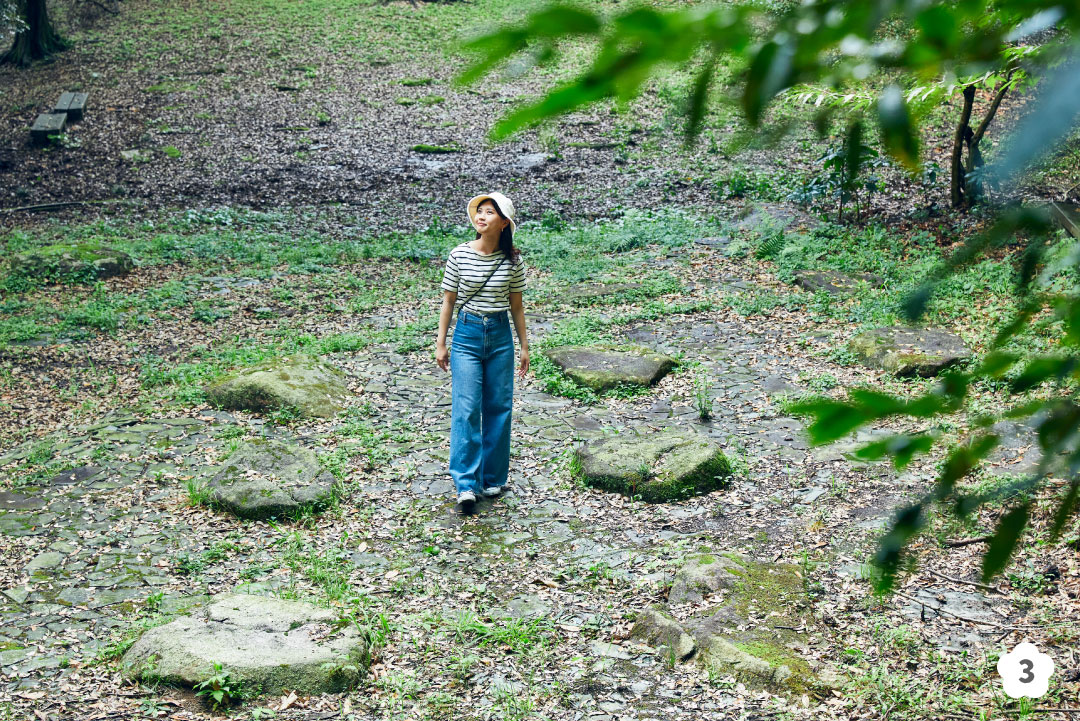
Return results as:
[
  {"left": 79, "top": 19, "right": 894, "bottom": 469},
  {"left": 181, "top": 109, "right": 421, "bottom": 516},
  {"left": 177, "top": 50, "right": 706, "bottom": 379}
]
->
[{"left": 1019, "top": 659, "right": 1035, "bottom": 683}]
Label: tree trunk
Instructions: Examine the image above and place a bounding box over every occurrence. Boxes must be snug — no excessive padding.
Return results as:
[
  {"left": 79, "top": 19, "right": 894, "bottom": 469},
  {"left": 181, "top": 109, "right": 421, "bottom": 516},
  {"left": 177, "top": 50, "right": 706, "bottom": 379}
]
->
[
  {"left": 951, "top": 72, "right": 1014, "bottom": 209},
  {"left": 964, "top": 74, "right": 1013, "bottom": 204},
  {"left": 951, "top": 85, "right": 976, "bottom": 208},
  {"left": 2, "top": 0, "right": 69, "bottom": 66}
]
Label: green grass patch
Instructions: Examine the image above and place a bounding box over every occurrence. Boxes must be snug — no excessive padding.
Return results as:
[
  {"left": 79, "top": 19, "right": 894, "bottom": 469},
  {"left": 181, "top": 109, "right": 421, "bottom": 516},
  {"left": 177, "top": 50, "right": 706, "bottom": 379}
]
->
[{"left": 411, "top": 143, "right": 460, "bottom": 154}]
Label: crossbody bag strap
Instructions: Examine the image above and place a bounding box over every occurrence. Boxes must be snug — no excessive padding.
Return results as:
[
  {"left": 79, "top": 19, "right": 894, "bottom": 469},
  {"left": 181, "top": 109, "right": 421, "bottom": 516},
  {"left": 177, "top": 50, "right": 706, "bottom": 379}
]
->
[{"left": 458, "top": 257, "right": 506, "bottom": 316}]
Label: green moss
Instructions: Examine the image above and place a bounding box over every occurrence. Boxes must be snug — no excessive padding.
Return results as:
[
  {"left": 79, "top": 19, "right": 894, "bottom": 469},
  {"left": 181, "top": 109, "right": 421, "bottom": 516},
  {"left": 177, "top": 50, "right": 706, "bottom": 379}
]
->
[
  {"left": 733, "top": 640, "right": 811, "bottom": 675},
  {"left": 723, "top": 558, "right": 803, "bottom": 621},
  {"left": 882, "top": 352, "right": 933, "bottom": 376},
  {"left": 687, "top": 555, "right": 831, "bottom": 697},
  {"left": 411, "top": 143, "right": 460, "bottom": 154},
  {"left": 703, "top": 637, "right": 821, "bottom": 697},
  {"left": 6, "top": 240, "right": 132, "bottom": 286}
]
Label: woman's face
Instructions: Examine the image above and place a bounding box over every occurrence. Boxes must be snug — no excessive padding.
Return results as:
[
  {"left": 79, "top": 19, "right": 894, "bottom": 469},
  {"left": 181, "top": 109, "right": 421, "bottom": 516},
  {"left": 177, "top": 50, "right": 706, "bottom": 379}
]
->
[{"left": 474, "top": 200, "right": 508, "bottom": 236}]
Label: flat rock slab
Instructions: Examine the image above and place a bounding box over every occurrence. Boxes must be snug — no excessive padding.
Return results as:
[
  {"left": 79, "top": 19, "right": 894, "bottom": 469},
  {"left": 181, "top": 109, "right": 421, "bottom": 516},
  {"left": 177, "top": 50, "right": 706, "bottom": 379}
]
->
[
  {"left": 633, "top": 554, "right": 838, "bottom": 697},
  {"left": 122, "top": 593, "right": 367, "bottom": 695},
  {"left": 120, "top": 149, "right": 153, "bottom": 163},
  {"left": 573, "top": 426, "right": 729, "bottom": 502},
  {"left": 0, "top": 490, "right": 46, "bottom": 511},
  {"left": 563, "top": 283, "right": 645, "bottom": 305},
  {"left": 543, "top": 345, "right": 676, "bottom": 391},
  {"left": 8, "top": 242, "right": 134, "bottom": 281},
  {"left": 207, "top": 438, "right": 338, "bottom": 520},
  {"left": 900, "top": 587, "right": 1006, "bottom": 651},
  {"left": 730, "top": 202, "right": 821, "bottom": 235},
  {"left": 205, "top": 354, "right": 349, "bottom": 418},
  {"left": 849, "top": 327, "right": 972, "bottom": 377},
  {"left": 793, "top": 270, "right": 882, "bottom": 295},
  {"left": 49, "top": 465, "right": 105, "bottom": 486}
]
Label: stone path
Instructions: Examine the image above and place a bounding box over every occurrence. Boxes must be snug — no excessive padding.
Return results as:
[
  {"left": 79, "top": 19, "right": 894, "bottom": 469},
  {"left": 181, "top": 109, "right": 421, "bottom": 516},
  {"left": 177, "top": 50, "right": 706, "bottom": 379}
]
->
[{"left": 0, "top": 260, "right": 1036, "bottom": 718}]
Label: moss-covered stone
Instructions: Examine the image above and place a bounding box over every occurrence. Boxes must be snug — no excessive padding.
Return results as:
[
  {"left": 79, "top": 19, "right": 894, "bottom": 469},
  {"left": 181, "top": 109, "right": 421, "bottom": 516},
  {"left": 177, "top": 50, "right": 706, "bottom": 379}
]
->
[
  {"left": 206, "top": 438, "right": 337, "bottom": 520},
  {"left": 671, "top": 553, "right": 838, "bottom": 698},
  {"left": 542, "top": 344, "right": 676, "bottom": 391},
  {"left": 793, "top": 270, "right": 882, "bottom": 296},
  {"left": 7, "top": 241, "right": 134, "bottom": 282},
  {"left": 204, "top": 354, "right": 349, "bottom": 418},
  {"left": 699, "top": 636, "right": 814, "bottom": 693},
  {"left": 121, "top": 593, "right": 368, "bottom": 696},
  {"left": 849, "top": 327, "right": 971, "bottom": 377},
  {"left": 628, "top": 552, "right": 841, "bottom": 697},
  {"left": 629, "top": 606, "right": 696, "bottom": 662},
  {"left": 573, "top": 426, "right": 730, "bottom": 503},
  {"left": 669, "top": 553, "right": 744, "bottom": 604}
]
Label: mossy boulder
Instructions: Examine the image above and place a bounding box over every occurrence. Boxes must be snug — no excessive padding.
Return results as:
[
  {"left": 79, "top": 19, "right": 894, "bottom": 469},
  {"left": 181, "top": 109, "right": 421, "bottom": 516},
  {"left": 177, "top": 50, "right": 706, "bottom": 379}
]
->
[
  {"left": 205, "top": 355, "right": 349, "bottom": 418},
  {"left": 206, "top": 438, "right": 338, "bottom": 520},
  {"left": 669, "top": 553, "right": 743, "bottom": 604},
  {"left": 121, "top": 593, "right": 368, "bottom": 696},
  {"left": 8, "top": 241, "right": 134, "bottom": 282},
  {"left": 849, "top": 327, "right": 971, "bottom": 377},
  {"left": 542, "top": 345, "right": 676, "bottom": 391},
  {"left": 730, "top": 201, "right": 821, "bottom": 235},
  {"left": 793, "top": 270, "right": 882, "bottom": 295},
  {"left": 629, "top": 606, "right": 696, "bottom": 662},
  {"left": 636, "top": 553, "right": 839, "bottom": 698},
  {"left": 573, "top": 426, "right": 730, "bottom": 502}
]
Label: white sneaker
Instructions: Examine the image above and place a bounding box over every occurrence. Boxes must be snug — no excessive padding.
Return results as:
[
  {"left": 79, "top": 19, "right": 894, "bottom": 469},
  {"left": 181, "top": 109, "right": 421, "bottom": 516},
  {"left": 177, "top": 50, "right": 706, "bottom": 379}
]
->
[
  {"left": 481, "top": 486, "right": 504, "bottom": 498},
  {"left": 457, "top": 491, "right": 476, "bottom": 510}
]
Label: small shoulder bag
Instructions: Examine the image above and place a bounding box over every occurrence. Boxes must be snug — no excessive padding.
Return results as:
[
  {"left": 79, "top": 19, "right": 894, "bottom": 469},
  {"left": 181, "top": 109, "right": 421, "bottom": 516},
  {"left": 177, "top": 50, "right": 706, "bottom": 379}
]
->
[{"left": 457, "top": 257, "right": 506, "bottom": 318}]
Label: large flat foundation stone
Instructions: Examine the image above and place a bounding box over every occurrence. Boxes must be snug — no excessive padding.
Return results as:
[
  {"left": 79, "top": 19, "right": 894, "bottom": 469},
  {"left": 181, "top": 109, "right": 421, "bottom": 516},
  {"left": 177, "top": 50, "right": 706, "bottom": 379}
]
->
[
  {"left": 122, "top": 593, "right": 368, "bottom": 695},
  {"left": 543, "top": 344, "right": 676, "bottom": 391}
]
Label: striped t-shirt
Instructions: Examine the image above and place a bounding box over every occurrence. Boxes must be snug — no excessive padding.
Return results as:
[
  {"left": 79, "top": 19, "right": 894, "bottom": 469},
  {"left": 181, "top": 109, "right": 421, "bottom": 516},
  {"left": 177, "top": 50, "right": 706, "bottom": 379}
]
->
[{"left": 441, "top": 242, "right": 527, "bottom": 314}]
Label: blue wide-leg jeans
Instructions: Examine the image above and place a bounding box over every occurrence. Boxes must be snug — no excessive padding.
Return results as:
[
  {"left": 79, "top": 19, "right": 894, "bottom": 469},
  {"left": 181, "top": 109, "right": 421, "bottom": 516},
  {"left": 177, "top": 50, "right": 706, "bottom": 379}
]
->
[{"left": 449, "top": 310, "right": 514, "bottom": 495}]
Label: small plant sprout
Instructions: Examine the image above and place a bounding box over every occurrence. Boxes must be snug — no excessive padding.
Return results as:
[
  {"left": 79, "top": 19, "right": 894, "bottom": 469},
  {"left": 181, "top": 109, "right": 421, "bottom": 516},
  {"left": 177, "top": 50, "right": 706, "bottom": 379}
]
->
[
  {"left": 184, "top": 478, "right": 211, "bottom": 507},
  {"left": 694, "top": 370, "right": 713, "bottom": 421},
  {"left": 193, "top": 662, "right": 243, "bottom": 711}
]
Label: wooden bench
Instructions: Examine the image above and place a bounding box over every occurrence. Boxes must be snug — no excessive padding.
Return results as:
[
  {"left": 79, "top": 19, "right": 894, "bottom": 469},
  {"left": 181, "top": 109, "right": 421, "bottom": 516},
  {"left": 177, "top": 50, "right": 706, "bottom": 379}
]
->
[
  {"left": 54, "top": 91, "right": 88, "bottom": 122},
  {"left": 30, "top": 113, "right": 66, "bottom": 145},
  {"left": 1050, "top": 201, "right": 1080, "bottom": 240}
]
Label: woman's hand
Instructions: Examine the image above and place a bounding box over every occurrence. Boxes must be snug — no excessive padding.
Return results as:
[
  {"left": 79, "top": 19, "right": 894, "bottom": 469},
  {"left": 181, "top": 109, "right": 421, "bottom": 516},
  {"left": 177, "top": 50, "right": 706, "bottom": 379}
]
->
[
  {"left": 517, "top": 347, "right": 529, "bottom": 378},
  {"left": 436, "top": 342, "right": 450, "bottom": 372}
]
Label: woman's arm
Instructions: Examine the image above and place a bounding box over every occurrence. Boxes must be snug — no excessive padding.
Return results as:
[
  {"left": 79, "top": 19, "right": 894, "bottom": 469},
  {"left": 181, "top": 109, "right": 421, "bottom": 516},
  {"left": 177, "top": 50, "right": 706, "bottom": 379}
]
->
[
  {"left": 509, "top": 291, "right": 529, "bottom": 377},
  {"left": 436, "top": 291, "right": 456, "bottom": 372}
]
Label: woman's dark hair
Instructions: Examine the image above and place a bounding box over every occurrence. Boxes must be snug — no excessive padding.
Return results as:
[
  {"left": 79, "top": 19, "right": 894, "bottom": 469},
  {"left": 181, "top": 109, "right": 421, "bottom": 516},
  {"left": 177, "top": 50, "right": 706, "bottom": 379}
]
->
[{"left": 475, "top": 198, "right": 520, "bottom": 263}]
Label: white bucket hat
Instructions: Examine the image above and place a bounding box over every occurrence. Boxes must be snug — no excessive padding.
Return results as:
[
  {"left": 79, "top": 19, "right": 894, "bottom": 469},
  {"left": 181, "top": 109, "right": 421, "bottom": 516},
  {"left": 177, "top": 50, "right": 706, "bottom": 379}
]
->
[{"left": 467, "top": 192, "right": 517, "bottom": 237}]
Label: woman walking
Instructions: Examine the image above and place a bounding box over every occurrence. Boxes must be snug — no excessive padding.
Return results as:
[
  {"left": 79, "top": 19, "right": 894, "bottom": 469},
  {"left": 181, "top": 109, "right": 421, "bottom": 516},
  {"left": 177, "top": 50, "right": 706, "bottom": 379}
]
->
[{"left": 435, "top": 192, "right": 529, "bottom": 512}]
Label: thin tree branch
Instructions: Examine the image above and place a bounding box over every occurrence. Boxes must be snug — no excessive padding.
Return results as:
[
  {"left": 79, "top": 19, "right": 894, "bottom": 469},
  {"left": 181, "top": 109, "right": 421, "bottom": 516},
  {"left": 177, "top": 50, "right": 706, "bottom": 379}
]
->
[
  {"left": 0, "top": 201, "right": 91, "bottom": 213},
  {"left": 944, "top": 534, "right": 993, "bottom": 547},
  {"left": 927, "top": 569, "right": 1005, "bottom": 594},
  {"left": 971, "top": 68, "right": 1017, "bottom": 147},
  {"left": 80, "top": 0, "right": 119, "bottom": 15}
]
